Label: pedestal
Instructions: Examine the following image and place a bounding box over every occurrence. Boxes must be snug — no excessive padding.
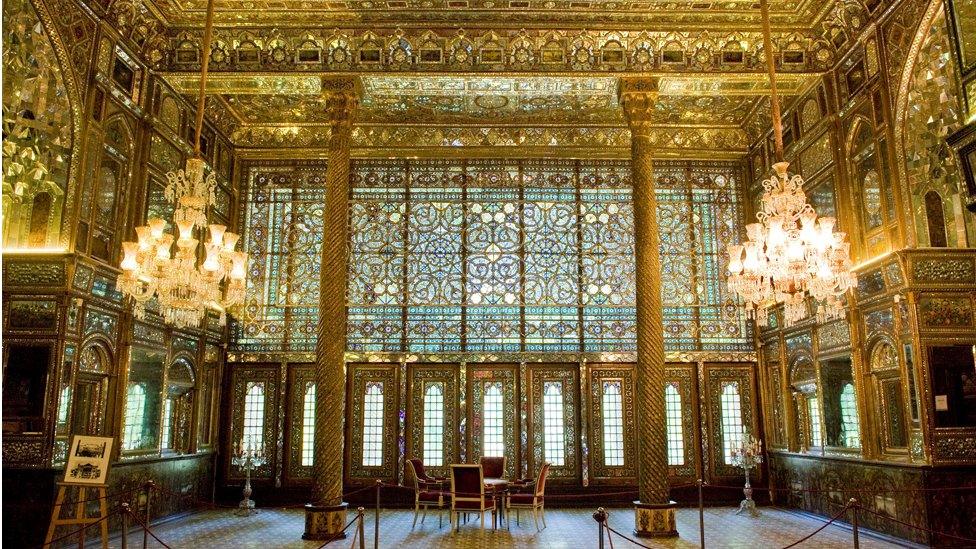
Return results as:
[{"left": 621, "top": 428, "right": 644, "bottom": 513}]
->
[
  {"left": 633, "top": 500, "right": 678, "bottom": 538},
  {"left": 302, "top": 502, "right": 349, "bottom": 540}
]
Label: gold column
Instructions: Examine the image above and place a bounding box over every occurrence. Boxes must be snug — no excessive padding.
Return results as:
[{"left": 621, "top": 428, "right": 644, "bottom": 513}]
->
[
  {"left": 619, "top": 77, "right": 678, "bottom": 538},
  {"left": 304, "top": 77, "right": 359, "bottom": 541}
]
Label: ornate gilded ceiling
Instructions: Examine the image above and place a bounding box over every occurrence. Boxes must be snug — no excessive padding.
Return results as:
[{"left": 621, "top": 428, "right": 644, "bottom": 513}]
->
[{"left": 147, "top": 0, "right": 831, "bottom": 27}]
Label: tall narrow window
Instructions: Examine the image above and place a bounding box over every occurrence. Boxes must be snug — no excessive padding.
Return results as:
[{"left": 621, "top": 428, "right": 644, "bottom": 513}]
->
[
  {"left": 720, "top": 382, "right": 744, "bottom": 464},
  {"left": 362, "top": 382, "right": 385, "bottom": 466},
  {"left": 242, "top": 382, "right": 265, "bottom": 453},
  {"left": 301, "top": 383, "right": 316, "bottom": 466},
  {"left": 543, "top": 381, "right": 566, "bottom": 467},
  {"left": 161, "top": 398, "right": 172, "bottom": 449},
  {"left": 840, "top": 383, "right": 860, "bottom": 447},
  {"left": 423, "top": 383, "right": 445, "bottom": 466},
  {"left": 664, "top": 383, "right": 685, "bottom": 466},
  {"left": 808, "top": 396, "right": 823, "bottom": 447},
  {"left": 483, "top": 382, "right": 504, "bottom": 457},
  {"left": 123, "top": 383, "right": 146, "bottom": 450},
  {"left": 602, "top": 381, "right": 625, "bottom": 466}
]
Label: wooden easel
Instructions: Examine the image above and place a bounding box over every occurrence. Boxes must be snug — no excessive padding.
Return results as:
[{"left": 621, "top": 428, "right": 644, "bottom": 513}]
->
[{"left": 44, "top": 482, "right": 109, "bottom": 548}]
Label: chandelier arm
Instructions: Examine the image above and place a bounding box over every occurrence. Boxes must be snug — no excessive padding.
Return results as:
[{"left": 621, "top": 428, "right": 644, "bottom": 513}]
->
[
  {"left": 760, "top": 0, "right": 785, "bottom": 164},
  {"left": 192, "top": 0, "right": 216, "bottom": 158}
]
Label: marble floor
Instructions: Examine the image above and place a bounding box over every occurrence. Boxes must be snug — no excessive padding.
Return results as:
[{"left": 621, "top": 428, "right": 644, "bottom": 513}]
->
[{"left": 105, "top": 506, "right": 910, "bottom": 548}]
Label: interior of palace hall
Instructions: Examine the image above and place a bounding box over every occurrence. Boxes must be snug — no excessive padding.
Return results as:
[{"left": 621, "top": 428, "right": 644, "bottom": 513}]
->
[{"left": 4, "top": 0, "right": 976, "bottom": 546}]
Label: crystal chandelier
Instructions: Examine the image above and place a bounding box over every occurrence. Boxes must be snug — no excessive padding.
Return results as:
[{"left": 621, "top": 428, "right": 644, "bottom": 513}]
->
[
  {"left": 116, "top": 0, "right": 248, "bottom": 329},
  {"left": 726, "top": 0, "right": 856, "bottom": 327}
]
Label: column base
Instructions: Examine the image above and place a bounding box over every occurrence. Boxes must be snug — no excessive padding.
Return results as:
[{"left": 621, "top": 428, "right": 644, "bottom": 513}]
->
[
  {"left": 633, "top": 500, "right": 678, "bottom": 538},
  {"left": 302, "top": 502, "right": 349, "bottom": 540}
]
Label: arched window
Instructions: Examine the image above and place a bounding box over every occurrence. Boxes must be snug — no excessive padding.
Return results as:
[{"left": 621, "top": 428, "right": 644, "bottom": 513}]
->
[
  {"left": 362, "top": 382, "right": 385, "bottom": 466},
  {"left": 720, "top": 382, "right": 744, "bottom": 464},
  {"left": 807, "top": 395, "right": 823, "bottom": 447},
  {"left": 602, "top": 381, "right": 624, "bottom": 466},
  {"left": 242, "top": 382, "right": 265, "bottom": 454},
  {"left": 924, "top": 190, "right": 948, "bottom": 247},
  {"left": 483, "top": 382, "right": 504, "bottom": 457},
  {"left": 665, "top": 383, "right": 685, "bottom": 466},
  {"left": 123, "top": 383, "right": 147, "bottom": 450},
  {"left": 840, "top": 383, "right": 860, "bottom": 447},
  {"left": 422, "top": 383, "right": 444, "bottom": 466},
  {"left": 543, "top": 381, "right": 566, "bottom": 467},
  {"left": 301, "top": 383, "right": 316, "bottom": 466}
]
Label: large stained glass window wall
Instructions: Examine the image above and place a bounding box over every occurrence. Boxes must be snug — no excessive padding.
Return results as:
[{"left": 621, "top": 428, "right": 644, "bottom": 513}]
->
[{"left": 235, "top": 159, "right": 750, "bottom": 355}]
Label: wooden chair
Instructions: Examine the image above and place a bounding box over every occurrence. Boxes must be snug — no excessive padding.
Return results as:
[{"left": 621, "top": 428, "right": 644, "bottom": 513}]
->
[
  {"left": 406, "top": 458, "right": 448, "bottom": 528},
  {"left": 506, "top": 462, "right": 551, "bottom": 531},
  {"left": 479, "top": 455, "right": 506, "bottom": 479},
  {"left": 449, "top": 464, "right": 495, "bottom": 531}
]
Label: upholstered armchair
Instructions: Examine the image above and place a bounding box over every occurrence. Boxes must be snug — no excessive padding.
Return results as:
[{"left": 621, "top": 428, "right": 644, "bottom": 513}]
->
[
  {"left": 506, "top": 462, "right": 550, "bottom": 531},
  {"left": 449, "top": 464, "right": 495, "bottom": 531},
  {"left": 406, "top": 459, "right": 448, "bottom": 528},
  {"left": 479, "top": 455, "right": 506, "bottom": 479}
]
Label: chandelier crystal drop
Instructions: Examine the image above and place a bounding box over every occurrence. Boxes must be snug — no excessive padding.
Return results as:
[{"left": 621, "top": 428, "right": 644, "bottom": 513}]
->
[{"left": 726, "top": 162, "right": 857, "bottom": 327}]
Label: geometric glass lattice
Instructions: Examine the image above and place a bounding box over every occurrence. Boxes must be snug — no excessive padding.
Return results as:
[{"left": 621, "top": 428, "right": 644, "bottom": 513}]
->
[
  {"left": 423, "top": 382, "right": 445, "bottom": 466},
  {"left": 237, "top": 159, "right": 751, "bottom": 355},
  {"left": 720, "top": 382, "right": 744, "bottom": 465},
  {"left": 602, "top": 380, "right": 625, "bottom": 467},
  {"left": 664, "top": 383, "right": 685, "bottom": 466},
  {"left": 362, "top": 382, "right": 385, "bottom": 466},
  {"left": 542, "top": 381, "right": 566, "bottom": 467}
]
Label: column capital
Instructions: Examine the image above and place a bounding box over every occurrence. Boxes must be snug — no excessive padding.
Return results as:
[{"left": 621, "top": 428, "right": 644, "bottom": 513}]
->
[
  {"left": 618, "top": 77, "right": 659, "bottom": 135},
  {"left": 322, "top": 76, "right": 361, "bottom": 128}
]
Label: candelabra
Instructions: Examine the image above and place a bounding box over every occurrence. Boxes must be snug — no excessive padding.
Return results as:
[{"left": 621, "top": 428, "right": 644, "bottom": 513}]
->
[
  {"left": 730, "top": 433, "right": 764, "bottom": 517},
  {"left": 232, "top": 441, "right": 266, "bottom": 517}
]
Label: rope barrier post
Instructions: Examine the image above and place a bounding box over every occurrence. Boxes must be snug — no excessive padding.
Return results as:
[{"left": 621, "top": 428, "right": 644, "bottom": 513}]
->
[
  {"left": 849, "top": 498, "right": 859, "bottom": 549},
  {"left": 357, "top": 507, "right": 366, "bottom": 549},
  {"left": 592, "top": 507, "right": 607, "bottom": 549},
  {"left": 120, "top": 503, "right": 130, "bottom": 549},
  {"left": 142, "top": 481, "right": 155, "bottom": 549},
  {"left": 374, "top": 480, "right": 381, "bottom": 549},
  {"left": 697, "top": 479, "right": 706, "bottom": 549}
]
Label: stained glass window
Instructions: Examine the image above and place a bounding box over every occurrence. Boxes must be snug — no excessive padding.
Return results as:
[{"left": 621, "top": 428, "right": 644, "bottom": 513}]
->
[
  {"left": 543, "top": 381, "right": 566, "bottom": 466},
  {"left": 808, "top": 396, "right": 823, "bottom": 447},
  {"left": 720, "top": 382, "right": 744, "bottom": 464},
  {"left": 602, "top": 381, "right": 625, "bottom": 466},
  {"left": 242, "top": 382, "right": 265, "bottom": 453},
  {"left": 664, "top": 383, "right": 684, "bottom": 466},
  {"left": 123, "top": 383, "right": 146, "bottom": 450},
  {"left": 237, "top": 159, "right": 750, "bottom": 355},
  {"left": 483, "top": 382, "right": 504, "bottom": 457},
  {"left": 362, "top": 382, "right": 385, "bottom": 466},
  {"left": 302, "top": 383, "right": 316, "bottom": 466},
  {"left": 840, "top": 383, "right": 860, "bottom": 448},
  {"left": 423, "top": 383, "right": 445, "bottom": 466}
]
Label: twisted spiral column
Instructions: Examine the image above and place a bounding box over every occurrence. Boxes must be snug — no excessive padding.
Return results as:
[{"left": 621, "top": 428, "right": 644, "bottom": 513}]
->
[
  {"left": 304, "top": 79, "right": 358, "bottom": 541},
  {"left": 620, "top": 77, "right": 677, "bottom": 538}
]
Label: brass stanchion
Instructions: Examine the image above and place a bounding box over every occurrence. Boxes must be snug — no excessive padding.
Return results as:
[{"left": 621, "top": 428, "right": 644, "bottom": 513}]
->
[
  {"left": 357, "top": 507, "right": 366, "bottom": 549},
  {"left": 849, "top": 498, "right": 860, "bottom": 549},
  {"left": 120, "top": 503, "right": 130, "bottom": 549},
  {"left": 697, "top": 479, "right": 706, "bottom": 548},
  {"left": 142, "top": 481, "right": 155, "bottom": 549},
  {"left": 593, "top": 507, "right": 607, "bottom": 549},
  {"left": 374, "top": 480, "right": 381, "bottom": 549}
]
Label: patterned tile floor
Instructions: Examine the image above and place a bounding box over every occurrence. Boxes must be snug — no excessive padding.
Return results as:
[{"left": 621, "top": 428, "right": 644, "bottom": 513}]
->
[{"left": 110, "top": 506, "right": 906, "bottom": 548}]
